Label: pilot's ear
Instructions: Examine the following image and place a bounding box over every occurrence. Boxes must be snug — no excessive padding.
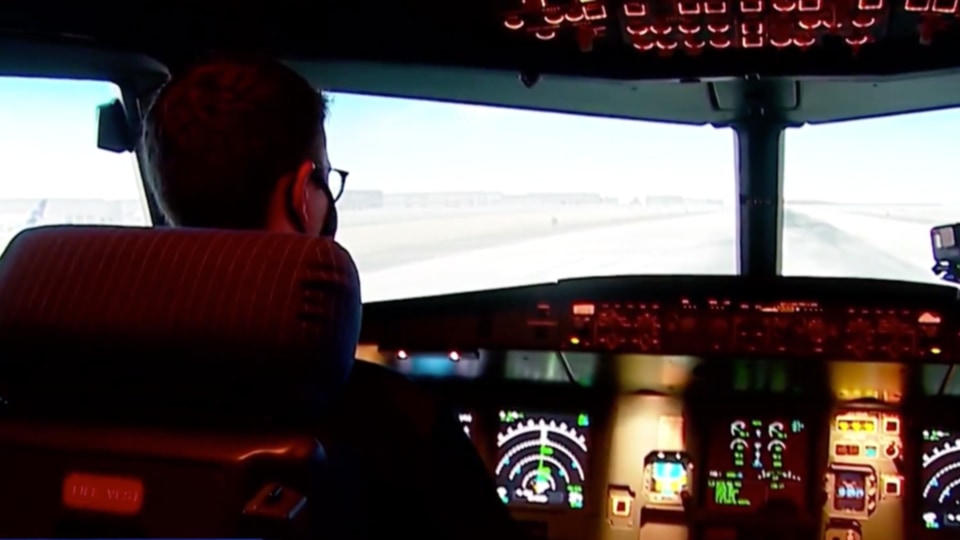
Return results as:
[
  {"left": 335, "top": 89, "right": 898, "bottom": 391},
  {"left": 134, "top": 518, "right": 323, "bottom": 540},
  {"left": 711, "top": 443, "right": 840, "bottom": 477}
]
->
[{"left": 290, "top": 160, "right": 315, "bottom": 226}]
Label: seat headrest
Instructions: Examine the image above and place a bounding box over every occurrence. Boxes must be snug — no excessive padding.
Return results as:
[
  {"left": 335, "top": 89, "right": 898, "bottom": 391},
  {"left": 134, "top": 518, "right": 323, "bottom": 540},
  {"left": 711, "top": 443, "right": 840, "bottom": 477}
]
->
[{"left": 0, "top": 226, "right": 362, "bottom": 421}]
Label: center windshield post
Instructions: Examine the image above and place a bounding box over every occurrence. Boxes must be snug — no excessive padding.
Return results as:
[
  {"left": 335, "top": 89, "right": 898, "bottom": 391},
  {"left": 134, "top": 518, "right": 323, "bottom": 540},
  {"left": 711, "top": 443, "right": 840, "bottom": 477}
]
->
[{"left": 732, "top": 108, "right": 787, "bottom": 277}]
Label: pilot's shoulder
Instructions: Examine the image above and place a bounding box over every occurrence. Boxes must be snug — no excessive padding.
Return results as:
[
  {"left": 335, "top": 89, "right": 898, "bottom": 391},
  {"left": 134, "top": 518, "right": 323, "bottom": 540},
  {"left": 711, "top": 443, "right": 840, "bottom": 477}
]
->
[
  {"left": 348, "top": 358, "right": 417, "bottom": 387},
  {"left": 346, "top": 360, "right": 440, "bottom": 431}
]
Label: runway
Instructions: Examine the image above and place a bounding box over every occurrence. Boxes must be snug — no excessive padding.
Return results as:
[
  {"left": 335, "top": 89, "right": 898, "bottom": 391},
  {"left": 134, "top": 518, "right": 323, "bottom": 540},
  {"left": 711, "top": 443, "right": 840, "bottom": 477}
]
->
[
  {"left": 0, "top": 200, "right": 949, "bottom": 303},
  {"left": 356, "top": 207, "right": 946, "bottom": 302}
]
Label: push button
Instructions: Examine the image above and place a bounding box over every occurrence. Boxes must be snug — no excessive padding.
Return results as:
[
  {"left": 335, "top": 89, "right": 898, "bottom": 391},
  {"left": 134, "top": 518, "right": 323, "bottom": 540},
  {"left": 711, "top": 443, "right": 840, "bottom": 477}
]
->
[{"left": 612, "top": 496, "right": 632, "bottom": 517}]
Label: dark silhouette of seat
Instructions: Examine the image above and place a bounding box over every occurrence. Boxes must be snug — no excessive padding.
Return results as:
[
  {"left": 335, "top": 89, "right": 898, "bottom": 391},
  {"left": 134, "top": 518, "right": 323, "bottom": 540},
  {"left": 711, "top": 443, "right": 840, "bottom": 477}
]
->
[
  {"left": 320, "top": 359, "right": 524, "bottom": 540},
  {"left": 0, "top": 225, "right": 363, "bottom": 538}
]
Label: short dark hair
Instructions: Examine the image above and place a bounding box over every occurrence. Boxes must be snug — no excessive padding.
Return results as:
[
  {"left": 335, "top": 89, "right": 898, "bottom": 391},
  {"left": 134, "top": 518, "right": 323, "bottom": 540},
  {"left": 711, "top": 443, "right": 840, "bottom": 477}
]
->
[{"left": 141, "top": 54, "right": 328, "bottom": 228}]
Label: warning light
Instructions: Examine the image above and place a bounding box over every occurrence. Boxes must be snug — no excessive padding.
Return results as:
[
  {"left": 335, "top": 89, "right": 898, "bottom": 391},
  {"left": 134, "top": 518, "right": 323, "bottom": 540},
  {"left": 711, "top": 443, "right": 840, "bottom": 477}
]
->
[
  {"left": 570, "top": 336, "right": 581, "bottom": 345},
  {"left": 397, "top": 350, "right": 409, "bottom": 360},
  {"left": 572, "top": 303, "right": 596, "bottom": 315},
  {"left": 449, "top": 351, "right": 461, "bottom": 362},
  {"left": 611, "top": 495, "right": 633, "bottom": 517}
]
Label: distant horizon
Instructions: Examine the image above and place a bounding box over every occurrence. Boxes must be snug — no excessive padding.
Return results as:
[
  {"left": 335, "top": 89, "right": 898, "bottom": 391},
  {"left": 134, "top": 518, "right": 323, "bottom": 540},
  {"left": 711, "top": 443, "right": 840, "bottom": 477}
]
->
[{"left": 0, "top": 196, "right": 950, "bottom": 207}]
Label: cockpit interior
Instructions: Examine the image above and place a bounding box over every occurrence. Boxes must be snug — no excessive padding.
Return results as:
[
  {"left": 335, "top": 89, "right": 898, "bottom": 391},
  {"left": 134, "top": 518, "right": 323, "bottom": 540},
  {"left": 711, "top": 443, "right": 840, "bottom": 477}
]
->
[{"left": 2, "top": 2, "right": 960, "bottom": 540}]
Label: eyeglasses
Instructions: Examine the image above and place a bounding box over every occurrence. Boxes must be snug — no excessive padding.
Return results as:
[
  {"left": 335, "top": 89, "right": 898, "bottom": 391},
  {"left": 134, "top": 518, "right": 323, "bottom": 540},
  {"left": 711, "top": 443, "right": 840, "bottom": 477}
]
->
[
  {"left": 312, "top": 166, "right": 349, "bottom": 203},
  {"left": 328, "top": 168, "right": 348, "bottom": 202}
]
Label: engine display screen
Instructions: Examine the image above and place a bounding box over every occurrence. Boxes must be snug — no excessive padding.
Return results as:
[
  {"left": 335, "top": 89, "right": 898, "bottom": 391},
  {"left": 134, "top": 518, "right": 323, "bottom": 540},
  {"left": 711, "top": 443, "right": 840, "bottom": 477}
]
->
[
  {"left": 495, "top": 410, "right": 589, "bottom": 509},
  {"left": 706, "top": 417, "right": 808, "bottom": 511},
  {"left": 921, "top": 428, "right": 960, "bottom": 529}
]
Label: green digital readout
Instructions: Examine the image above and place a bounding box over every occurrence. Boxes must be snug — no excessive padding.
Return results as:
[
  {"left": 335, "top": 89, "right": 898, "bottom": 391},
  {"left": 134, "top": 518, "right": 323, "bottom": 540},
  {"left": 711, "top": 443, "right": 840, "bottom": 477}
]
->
[
  {"left": 708, "top": 477, "right": 751, "bottom": 507},
  {"left": 706, "top": 417, "right": 808, "bottom": 510}
]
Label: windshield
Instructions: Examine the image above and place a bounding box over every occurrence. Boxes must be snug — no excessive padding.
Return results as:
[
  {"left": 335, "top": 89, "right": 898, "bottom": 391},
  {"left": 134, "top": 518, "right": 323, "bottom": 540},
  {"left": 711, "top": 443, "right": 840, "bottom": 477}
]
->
[
  {"left": 0, "top": 77, "right": 149, "bottom": 245},
  {"left": 11, "top": 79, "right": 944, "bottom": 303},
  {"left": 326, "top": 93, "right": 736, "bottom": 302},
  {"left": 782, "top": 111, "right": 954, "bottom": 286}
]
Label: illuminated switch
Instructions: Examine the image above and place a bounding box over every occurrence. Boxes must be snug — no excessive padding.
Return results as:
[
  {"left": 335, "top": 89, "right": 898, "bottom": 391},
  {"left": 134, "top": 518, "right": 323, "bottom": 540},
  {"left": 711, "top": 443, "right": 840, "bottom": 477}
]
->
[
  {"left": 884, "top": 441, "right": 900, "bottom": 459},
  {"left": 612, "top": 495, "right": 632, "bottom": 517},
  {"left": 883, "top": 476, "right": 902, "bottom": 497},
  {"left": 884, "top": 418, "right": 900, "bottom": 434},
  {"left": 607, "top": 485, "right": 636, "bottom": 527}
]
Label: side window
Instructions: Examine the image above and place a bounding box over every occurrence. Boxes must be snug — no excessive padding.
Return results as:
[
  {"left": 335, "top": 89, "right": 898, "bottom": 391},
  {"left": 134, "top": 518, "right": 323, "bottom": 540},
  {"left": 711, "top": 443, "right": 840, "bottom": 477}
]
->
[{"left": 0, "top": 77, "right": 150, "bottom": 250}]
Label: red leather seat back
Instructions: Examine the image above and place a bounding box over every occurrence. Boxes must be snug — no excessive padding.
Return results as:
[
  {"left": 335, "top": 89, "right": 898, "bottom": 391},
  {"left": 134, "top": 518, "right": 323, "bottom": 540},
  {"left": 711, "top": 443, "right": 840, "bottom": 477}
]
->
[
  {"left": 0, "top": 225, "right": 361, "bottom": 420},
  {"left": 0, "top": 225, "right": 364, "bottom": 538}
]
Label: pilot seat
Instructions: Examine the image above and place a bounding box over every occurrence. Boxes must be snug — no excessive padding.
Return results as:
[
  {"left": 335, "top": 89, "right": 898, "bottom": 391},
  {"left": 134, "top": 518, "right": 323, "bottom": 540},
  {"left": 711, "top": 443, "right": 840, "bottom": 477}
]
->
[{"left": 0, "top": 225, "right": 364, "bottom": 538}]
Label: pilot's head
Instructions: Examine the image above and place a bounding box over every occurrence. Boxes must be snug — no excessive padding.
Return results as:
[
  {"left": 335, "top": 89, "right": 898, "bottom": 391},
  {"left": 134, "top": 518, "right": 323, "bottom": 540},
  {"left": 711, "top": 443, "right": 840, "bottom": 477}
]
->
[{"left": 141, "top": 54, "right": 340, "bottom": 237}]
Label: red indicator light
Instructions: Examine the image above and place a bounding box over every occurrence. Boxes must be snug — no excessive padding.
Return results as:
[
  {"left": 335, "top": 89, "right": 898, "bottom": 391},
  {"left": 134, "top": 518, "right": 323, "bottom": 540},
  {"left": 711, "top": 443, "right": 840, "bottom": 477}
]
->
[
  {"left": 572, "top": 303, "right": 596, "bottom": 315},
  {"left": 500, "top": 0, "right": 910, "bottom": 51},
  {"left": 501, "top": 0, "right": 609, "bottom": 45},
  {"left": 62, "top": 472, "right": 144, "bottom": 515}
]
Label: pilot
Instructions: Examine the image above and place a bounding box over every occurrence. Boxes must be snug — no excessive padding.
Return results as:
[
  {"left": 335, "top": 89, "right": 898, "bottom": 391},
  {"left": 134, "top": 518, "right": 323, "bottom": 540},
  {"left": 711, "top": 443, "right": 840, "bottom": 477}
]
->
[{"left": 141, "top": 54, "right": 522, "bottom": 540}]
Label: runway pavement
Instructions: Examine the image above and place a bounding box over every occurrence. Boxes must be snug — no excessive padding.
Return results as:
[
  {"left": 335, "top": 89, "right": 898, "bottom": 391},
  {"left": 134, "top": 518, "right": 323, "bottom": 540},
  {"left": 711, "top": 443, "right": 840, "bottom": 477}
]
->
[
  {"left": 834, "top": 205, "right": 960, "bottom": 225},
  {"left": 355, "top": 206, "right": 946, "bottom": 302},
  {"left": 336, "top": 205, "right": 716, "bottom": 272},
  {"left": 0, "top": 202, "right": 947, "bottom": 303}
]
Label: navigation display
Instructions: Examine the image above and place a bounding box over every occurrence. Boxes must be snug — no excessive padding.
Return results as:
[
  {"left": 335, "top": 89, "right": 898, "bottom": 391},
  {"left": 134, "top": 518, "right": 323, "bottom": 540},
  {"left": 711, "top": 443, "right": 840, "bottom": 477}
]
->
[
  {"left": 705, "top": 417, "right": 808, "bottom": 511},
  {"left": 495, "top": 410, "right": 589, "bottom": 509},
  {"left": 921, "top": 428, "right": 960, "bottom": 529}
]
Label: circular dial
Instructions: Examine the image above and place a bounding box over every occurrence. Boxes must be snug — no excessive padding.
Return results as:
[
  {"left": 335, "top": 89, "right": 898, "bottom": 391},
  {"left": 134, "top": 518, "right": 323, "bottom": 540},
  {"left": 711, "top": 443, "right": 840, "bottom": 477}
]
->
[
  {"left": 921, "top": 431, "right": 960, "bottom": 528},
  {"left": 495, "top": 411, "right": 589, "bottom": 509}
]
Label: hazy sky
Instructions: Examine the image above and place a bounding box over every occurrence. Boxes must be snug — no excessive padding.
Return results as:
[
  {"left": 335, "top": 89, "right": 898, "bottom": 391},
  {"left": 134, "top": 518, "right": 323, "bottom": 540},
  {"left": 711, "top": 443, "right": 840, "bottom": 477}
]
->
[{"left": 0, "top": 76, "right": 955, "bottom": 204}]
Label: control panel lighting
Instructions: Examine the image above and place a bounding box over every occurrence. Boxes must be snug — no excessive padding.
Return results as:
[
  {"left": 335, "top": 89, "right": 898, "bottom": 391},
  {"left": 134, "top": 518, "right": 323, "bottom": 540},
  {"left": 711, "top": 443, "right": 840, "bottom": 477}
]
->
[
  {"left": 391, "top": 349, "right": 480, "bottom": 362},
  {"left": 500, "top": 0, "right": 960, "bottom": 51}
]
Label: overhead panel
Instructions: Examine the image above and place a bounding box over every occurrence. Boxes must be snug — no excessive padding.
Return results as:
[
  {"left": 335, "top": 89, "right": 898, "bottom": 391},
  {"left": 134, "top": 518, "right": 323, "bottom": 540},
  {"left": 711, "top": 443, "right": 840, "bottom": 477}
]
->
[{"left": 500, "top": 0, "right": 958, "bottom": 52}]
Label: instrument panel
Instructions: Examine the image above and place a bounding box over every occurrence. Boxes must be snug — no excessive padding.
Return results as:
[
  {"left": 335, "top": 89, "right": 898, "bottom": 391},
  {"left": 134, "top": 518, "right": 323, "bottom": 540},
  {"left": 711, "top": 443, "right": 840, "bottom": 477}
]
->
[
  {"left": 452, "top": 398, "right": 940, "bottom": 540},
  {"left": 360, "top": 277, "right": 960, "bottom": 540},
  {"left": 498, "top": 0, "right": 960, "bottom": 53},
  {"left": 364, "top": 276, "right": 957, "bottom": 363},
  {"left": 567, "top": 299, "right": 947, "bottom": 360}
]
